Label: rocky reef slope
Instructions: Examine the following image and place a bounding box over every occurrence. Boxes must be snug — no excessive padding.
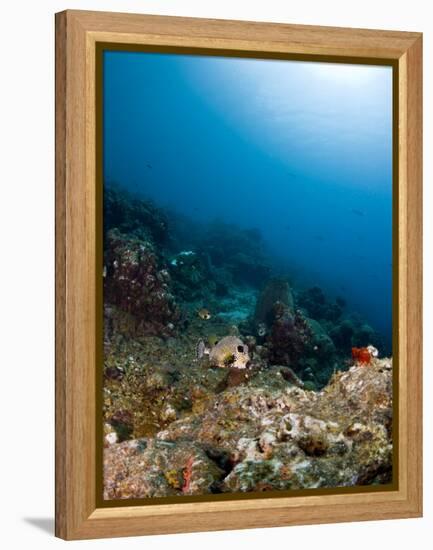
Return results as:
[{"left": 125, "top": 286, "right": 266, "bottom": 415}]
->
[
  {"left": 104, "top": 357, "right": 392, "bottom": 499},
  {"left": 102, "top": 187, "right": 392, "bottom": 500}
]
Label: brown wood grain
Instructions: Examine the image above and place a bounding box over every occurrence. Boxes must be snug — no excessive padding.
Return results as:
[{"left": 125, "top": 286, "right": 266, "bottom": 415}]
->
[
  {"left": 54, "top": 10, "right": 67, "bottom": 539},
  {"left": 404, "top": 35, "right": 423, "bottom": 514},
  {"left": 55, "top": 10, "right": 96, "bottom": 538},
  {"left": 70, "top": 9, "right": 420, "bottom": 58},
  {"left": 55, "top": 9, "right": 423, "bottom": 540}
]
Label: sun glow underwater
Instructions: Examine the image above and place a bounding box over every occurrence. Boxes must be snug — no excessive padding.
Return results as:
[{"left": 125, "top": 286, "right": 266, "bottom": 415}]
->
[{"left": 103, "top": 52, "right": 393, "bottom": 350}]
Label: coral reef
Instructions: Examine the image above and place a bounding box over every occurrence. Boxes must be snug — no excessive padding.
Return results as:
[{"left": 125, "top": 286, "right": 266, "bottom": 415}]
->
[
  {"left": 104, "top": 229, "right": 180, "bottom": 337},
  {"left": 104, "top": 358, "right": 393, "bottom": 497},
  {"left": 104, "top": 186, "right": 169, "bottom": 245},
  {"left": 102, "top": 186, "right": 393, "bottom": 499},
  {"left": 104, "top": 440, "right": 224, "bottom": 498},
  {"left": 198, "top": 222, "right": 270, "bottom": 288},
  {"left": 329, "top": 317, "right": 384, "bottom": 355},
  {"left": 266, "top": 308, "right": 311, "bottom": 369},
  {"left": 254, "top": 278, "right": 294, "bottom": 329},
  {"left": 168, "top": 250, "right": 216, "bottom": 302},
  {"left": 298, "top": 286, "right": 343, "bottom": 323},
  {"left": 251, "top": 282, "right": 340, "bottom": 386}
]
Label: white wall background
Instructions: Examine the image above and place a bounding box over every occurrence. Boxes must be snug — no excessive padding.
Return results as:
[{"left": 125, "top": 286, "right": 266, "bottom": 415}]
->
[{"left": 0, "top": 1, "right": 430, "bottom": 548}]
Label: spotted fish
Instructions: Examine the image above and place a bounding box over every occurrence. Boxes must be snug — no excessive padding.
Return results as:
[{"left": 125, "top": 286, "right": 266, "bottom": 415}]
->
[{"left": 196, "top": 335, "right": 250, "bottom": 369}]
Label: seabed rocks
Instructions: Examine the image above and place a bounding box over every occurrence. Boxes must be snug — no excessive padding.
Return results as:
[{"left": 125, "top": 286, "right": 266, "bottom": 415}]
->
[{"left": 104, "top": 358, "right": 392, "bottom": 499}]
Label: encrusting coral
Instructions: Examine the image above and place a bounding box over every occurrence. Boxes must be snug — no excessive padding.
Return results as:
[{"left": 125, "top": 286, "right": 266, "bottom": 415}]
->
[
  {"left": 254, "top": 278, "right": 294, "bottom": 328},
  {"left": 104, "top": 229, "right": 180, "bottom": 337},
  {"left": 104, "top": 357, "right": 393, "bottom": 498}
]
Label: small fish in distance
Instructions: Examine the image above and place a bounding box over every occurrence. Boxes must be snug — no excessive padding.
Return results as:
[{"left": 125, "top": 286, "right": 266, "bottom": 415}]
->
[{"left": 197, "top": 308, "right": 212, "bottom": 320}]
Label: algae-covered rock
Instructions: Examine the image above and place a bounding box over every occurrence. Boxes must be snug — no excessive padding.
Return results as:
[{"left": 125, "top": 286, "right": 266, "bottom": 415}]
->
[
  {"left": 104, "top": 358, "right": 393, "bottom": 497},
  {"left": 104, "top": 230, "right": 180, "bottom": 337},
  {"left": 254, "top": 278, "right": 294, "bottom": 328},
  {"left": 104, "top": 186, "right": 169, "bottom": 244},
  {"left": 297, "top": 286, "right": 343, "bottom": 323},
  {"left": 104, "top": 439, "right": 224, "bottom": 499},
  {"left": 267, "top": 309, "right": 311, "bottom": 369}
]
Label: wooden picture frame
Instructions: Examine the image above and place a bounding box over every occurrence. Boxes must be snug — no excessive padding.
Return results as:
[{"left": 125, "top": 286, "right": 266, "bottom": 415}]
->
[{"left": 55, "top": 9, "right": 423, "bottom": 540}]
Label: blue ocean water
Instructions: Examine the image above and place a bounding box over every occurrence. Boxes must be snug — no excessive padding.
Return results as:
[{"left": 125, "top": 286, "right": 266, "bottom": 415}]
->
[{"left": 103, "top": 51, "right": 393, "bottom": 351}]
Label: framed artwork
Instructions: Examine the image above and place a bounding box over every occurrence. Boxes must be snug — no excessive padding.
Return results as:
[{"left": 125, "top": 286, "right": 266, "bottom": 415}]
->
[{"left": 55, "top": 10, "right": 423, "bottom": 540}]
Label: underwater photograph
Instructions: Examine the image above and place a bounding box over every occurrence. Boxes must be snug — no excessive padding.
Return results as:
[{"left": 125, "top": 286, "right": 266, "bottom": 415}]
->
[{"left": 102, "top": 50, "right": 394, "bottom": 500}]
